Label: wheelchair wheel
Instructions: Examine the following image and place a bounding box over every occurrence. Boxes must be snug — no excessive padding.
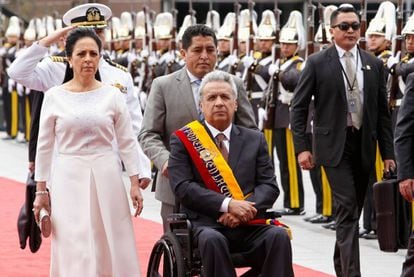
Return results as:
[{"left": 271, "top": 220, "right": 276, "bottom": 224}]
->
[{"left": 147, "top": 231, "right": 186, "bottom": 277}]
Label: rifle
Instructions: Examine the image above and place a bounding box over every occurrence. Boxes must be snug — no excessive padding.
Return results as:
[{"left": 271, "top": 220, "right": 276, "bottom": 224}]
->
[
  {"left": 168, "top": 0, "right": 178, "bottom": 74},
  {"left": 306, "top": 0, "right": 316, "bottom": 57},
  {"left": 264, "top": 0, "right": 281, "bottom": 129},
  {"left": 140, "top": 5, "right": 150, "bottom": 93},
  {"left": 189, "top": 0, "right": 196, "bottom": 26},
  {"left": 245, "top": 0, "right": 255, "bottom": 99},
  {"left": 230, "top": 0, "right": 240, "bottom": 75},
  {"left": 318, "top": 1, "right": 329, "bottom": 47},
  {"left": 389, "top": 0, "right": 404, "bottom": 109},
  {"left": 359, "top": 0, "right": 367, "bottom": 50}
]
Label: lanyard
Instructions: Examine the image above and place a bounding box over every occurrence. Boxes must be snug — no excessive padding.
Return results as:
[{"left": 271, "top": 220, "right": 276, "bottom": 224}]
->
[{"left": 339, "top": 51, "right": 359, "bottom": 92}]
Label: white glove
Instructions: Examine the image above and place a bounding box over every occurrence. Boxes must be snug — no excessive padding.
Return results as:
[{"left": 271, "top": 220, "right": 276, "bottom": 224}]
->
[
  {"left": 257, "top": 107, "right": 267, "bottom": 131},
  {"left": 140, "top": 48, "right": 149, "bottom": 58},
  {"left": 148, "top": 55, "right": 158, "bottom": 66},
  {"left": 8, "top": 79, "right": 15, "bottom": 93},
  {"left": 268, "top": 63, "right": 279, "bottom": 76},
  {"left": 228, "top": 54, "right": 239, "bottom": 66},
  {"left": 387, "top": 51, "right": 400, "bottom": 70},
  {"left": 16, "top": 83, "right": 24, "bottom": 97},
  {"left": 139, "top": 91, "right": 148, "bottom": 111},
  {"left": 243, "top": 55, "right": 255, "bottom": 69},
  {"left": 163, "top": 52, "right": 175, "bottom": 64}
]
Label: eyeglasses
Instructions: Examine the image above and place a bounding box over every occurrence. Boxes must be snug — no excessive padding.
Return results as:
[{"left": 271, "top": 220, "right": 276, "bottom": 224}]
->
[{"left": 332, "top": 22, "right": 361, "bottom": 31}]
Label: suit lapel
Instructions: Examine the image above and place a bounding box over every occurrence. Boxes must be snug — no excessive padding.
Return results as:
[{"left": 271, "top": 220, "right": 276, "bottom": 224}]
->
[
  {"left": 176, "top": 68, "right": 198, "bottom": 119},
  {"left": 228, "top": 125, "right": 244, "bottom": 170},
  {"left": 327, "top": 47, "right": 347, "bottom": 103}
]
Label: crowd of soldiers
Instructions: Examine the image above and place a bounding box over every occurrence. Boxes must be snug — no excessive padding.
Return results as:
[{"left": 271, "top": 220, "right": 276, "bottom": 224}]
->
[{"left": 0, "top": 0, "right": 413, "bottom": 244}]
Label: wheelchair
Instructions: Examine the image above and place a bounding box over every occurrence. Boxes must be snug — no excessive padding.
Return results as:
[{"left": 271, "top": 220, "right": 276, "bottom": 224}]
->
[{"left": 147, "top": 210, "right": 282, "bottom": 277}]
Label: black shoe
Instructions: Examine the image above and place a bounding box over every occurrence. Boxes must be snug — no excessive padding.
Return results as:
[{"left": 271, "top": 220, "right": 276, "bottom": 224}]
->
[
  {"left": 362, "top": 230, "right": 377, "bottom": 240},
  {"left": 303, "top": 213, "right": 321, "bottom": 222},
  {"left": 2, "top": 135, "right": 16, "bottom": 140},
  {"left": 278, "top": 208, "right": 306, "bottom": 216},
  {"left": 322, "top": 221, "right": 336, "bottom": 230},
  {"left": 309, "top": 215, "right": 333, "bottom": 224}
]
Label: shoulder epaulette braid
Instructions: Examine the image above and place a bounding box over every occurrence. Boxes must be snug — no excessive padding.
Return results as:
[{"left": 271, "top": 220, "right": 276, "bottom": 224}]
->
[
  {"left": 50, "top": 56, "right": 67, "bottom": 63},
  {"left": 104, "top": 58, "right": 128, "bottom": 72}
]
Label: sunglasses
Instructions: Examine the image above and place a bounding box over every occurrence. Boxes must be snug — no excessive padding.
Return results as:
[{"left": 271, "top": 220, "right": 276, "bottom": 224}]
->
[{"left": 332, "top": 22, "right": 361, "bottom": 31}]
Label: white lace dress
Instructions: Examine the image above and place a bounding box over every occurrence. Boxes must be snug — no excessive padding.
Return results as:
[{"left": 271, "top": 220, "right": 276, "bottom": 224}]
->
[{"left": 35, "top": 84, "right": 141, "bottom": 276}]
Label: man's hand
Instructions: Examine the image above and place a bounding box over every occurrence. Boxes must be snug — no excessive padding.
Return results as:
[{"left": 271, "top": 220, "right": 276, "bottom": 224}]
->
[
  {"left": 138, "top": 177, "right": 152, "bottom": 189},
  {"left": 298, "top": 151, "right": 315, "bottom": 170},
  {"left": 39, "top": 25, "right": 75, "bottom": 48},
  {"left": 161, "top": 161, "right": 169, "bottom": 178},
  {"left": 399, "top": 179, "right": 414, "bottom": 202},
  {"left": 218, "top": 213, "right": 241, "bottom": 228},
  {"left": 228, "top": 199, "right": 256, "bottom": 222},
  {"left": 28, "top": 162, "right": 35, "bottom": 173},
  {"left": 383, "top": 159, "right": 396, "bottom": 173}
]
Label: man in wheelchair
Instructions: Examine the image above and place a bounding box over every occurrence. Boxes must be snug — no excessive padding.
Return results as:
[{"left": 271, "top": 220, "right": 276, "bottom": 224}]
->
[{"left": 168, "top": 70, "right": 294, "bottom": 276}]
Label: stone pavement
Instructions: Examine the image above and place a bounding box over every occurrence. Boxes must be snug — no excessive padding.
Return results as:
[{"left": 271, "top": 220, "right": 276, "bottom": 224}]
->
[{"left": 0, "top": 131, "right": 406, "bottom": 276}]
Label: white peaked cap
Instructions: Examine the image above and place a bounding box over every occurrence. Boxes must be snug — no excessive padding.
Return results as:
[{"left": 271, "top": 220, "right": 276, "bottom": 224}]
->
[
  {"left": 206, "top": 10, "right": 220, "bottom": 34},
  {"left": 24, "top": 19, "right": 36, "bottom": 41},
  {"left": 35, "top": 18, "right": 46, "bottom": 39},
  {"left": 62, "top": 3, "right": 111, "bottom": 29},
  {"left": 314, "top": 5, "right": 337, "bottom": 43},
  {"left": 217, "top": 12, "right": 235, "bottom": 40},
  {"left": 155, "top": 12, "right": 173, "bottom": 39},
  {"left": 118, "top": 11, "right": 132, "bottom": 39},
  {"left": 280, "top": 10, "right": 306, "bottom": 50},
  {"left": 238, "top": 9, "right": 258, "bottom": 42},
  {"left": 178, "top": 14, "right": 196, "bottom": 41},
  {"left": 135, "top": 11, "right": 151, "bottom": 38},
  {"left": 403, "top": 13, "right": 414, "bottom": 35},
  {"left": 256, "top": 10, "right": 276, "bottom": 40},
  {"left": 46, "top": 16, "right": 54, "bottom": 35},
  {"left": 55, "top": 19, "right": 63, "bottom": 30},
  {"left": 366, "top": 1, "right": 396, "bottom": 40},
  {"left": 339, "top": 3, "right": 354, "bottom": 9},
  {"left": 111, "top": 17, "right": 120, "bottom": 40},
  {"left": 5, "top": 16, "right": 20, "bottom": 37}
]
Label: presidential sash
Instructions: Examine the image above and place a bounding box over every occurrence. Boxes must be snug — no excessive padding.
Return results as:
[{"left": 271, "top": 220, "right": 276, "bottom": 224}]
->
[{"left": 175, "top": 120, "right": 246, "bottom": 200}]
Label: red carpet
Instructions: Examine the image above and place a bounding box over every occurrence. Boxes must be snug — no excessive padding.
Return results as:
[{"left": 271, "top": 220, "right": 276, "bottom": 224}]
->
[{"left": 0, "top": 177, "right": 332, "bottom": 276}]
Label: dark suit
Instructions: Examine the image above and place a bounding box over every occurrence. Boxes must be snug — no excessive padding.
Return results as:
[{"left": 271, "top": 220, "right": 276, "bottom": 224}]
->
[
  {"left": 395, "top": 72, "right": 414, "bottom": 277},
  {"left": 168, "top": 123, "right": 293, "bottom": 277},
  {"left": 291, "top": 45, "right": 394, "bottom": 276}
]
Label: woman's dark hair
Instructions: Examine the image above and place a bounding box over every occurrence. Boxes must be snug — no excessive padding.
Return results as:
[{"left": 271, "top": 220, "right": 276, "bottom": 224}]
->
[
  {"left": 181, "top": 24, "right": 217, "bottom": 50},
  {"left": 63, "top": 27, "right": 102, "bottom": 83}
]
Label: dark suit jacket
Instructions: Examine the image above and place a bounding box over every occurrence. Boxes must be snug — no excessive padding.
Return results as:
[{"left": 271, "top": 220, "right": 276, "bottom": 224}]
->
[
  {"left": 395, "top": 72, "right": 414, "bottom": 181},
  {"left": 291, "top": 46, "right": 394, "bottom": 170},
  {"left": 168, "top": 123, "right": 279, "bottom": 228}
]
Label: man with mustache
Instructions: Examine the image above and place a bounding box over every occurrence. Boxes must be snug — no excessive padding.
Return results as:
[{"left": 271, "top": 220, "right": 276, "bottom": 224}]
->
[{"left": 139, "top": 24, "right": 256, "bottom": 232}]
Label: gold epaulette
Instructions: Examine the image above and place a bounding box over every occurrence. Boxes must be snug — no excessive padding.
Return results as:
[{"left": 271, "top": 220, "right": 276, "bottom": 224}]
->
[
  {"left": 50, "top": 56, "right": 67, "bottom": 63},
  {"left": 105, "top": 59, "right": 128, "bottom": 72},
  {"left": 253, "top": 51, "right": 262, "bottom": 59}
]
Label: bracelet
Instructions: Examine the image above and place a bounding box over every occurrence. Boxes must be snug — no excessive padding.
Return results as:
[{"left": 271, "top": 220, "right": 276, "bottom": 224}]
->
[{"left": 35, "top": 190, "right": 49, "bottom": 196}]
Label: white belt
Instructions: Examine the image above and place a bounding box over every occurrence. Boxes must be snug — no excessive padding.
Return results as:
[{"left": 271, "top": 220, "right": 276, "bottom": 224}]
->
[{"left": 250, "top": 91, "right": 264, "bottom": 99}]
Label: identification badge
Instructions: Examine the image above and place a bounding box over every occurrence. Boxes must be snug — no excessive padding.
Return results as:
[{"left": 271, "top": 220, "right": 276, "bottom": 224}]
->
[{"left": 348, "top": 96, "right": 357, "bottom": 113}]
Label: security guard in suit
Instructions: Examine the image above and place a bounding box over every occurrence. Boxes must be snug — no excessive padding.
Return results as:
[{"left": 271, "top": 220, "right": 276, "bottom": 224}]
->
[{"left": 261, "top": 10, "right": 306, "bottom": 215}]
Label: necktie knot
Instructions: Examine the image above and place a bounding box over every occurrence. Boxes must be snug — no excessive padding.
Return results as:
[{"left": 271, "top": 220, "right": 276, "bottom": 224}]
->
[
  {"left": 215, "top": 133, "right": 227, "bottom": 144},
  {"left": 194, "top": 79, "right": 202, "bottom": 86},
  {"left": 344, "top": 51, "right": 353, "bottom": 58}
]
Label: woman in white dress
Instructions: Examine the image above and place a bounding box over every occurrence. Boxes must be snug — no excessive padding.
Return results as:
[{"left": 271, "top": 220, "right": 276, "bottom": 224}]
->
[{"left": 32, "top": 28, "right": 143, "bottom": 276}]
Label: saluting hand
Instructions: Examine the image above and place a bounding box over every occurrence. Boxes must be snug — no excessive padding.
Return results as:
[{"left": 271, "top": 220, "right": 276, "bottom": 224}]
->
[{"left": 39, "top": 25, "right": 76, "bottom": 48}]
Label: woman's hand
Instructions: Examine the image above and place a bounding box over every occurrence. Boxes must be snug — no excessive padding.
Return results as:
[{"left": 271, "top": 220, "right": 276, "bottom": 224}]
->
[
  {"left": 130, "top": 184, "right": 144, "bottom": 217},
  {"left": 33, "top": 193, "right": 51, "bottom": 224},
  {"left": 39, "top": 25, "right": 76, "bottom": 47}
]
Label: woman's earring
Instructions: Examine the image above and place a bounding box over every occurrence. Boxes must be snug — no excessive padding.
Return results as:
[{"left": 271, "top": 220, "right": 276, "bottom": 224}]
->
[{"left": 69, "top": 63, "right": 72, "bottom": 68}]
